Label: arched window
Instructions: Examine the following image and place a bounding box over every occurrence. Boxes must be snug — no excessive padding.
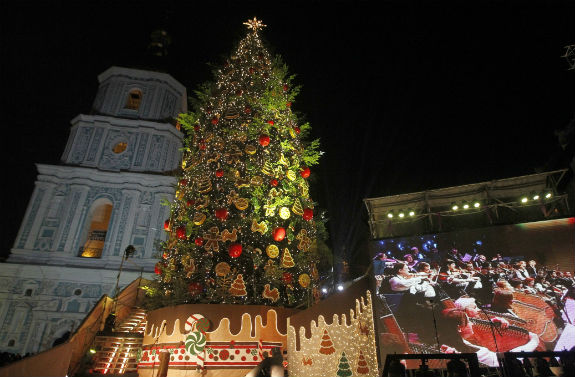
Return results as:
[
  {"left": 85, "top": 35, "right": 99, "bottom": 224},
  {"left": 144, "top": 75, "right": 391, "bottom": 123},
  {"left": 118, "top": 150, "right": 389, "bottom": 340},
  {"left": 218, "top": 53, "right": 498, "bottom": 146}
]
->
[
  {"left": 124, "top": 89, "right": 142, "bottom": 110},
  {"left": 79, "top": 198, "right": 113, "bottom": 258}
]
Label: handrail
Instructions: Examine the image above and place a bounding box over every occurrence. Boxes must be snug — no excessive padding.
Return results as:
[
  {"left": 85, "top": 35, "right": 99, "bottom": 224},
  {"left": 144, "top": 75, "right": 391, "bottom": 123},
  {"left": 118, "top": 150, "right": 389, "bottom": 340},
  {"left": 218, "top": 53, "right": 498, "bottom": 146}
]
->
[{"left": 0, "top": 277, "right": 148, "bottom": 377}]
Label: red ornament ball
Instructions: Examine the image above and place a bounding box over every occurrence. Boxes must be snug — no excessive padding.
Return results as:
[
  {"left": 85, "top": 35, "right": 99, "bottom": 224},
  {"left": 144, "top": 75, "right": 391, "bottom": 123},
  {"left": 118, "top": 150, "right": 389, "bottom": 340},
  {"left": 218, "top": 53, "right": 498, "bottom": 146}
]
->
[
  {"left": 259, "top": 134, "right": 270, "bottom": 147},
  {"left": 303, "top": 208, "right": 314, "bottom": 221},
  {"left": 216, "top": 169, "right": 224, "bottom": 177},
  {"left": 283, "top": 84, "right": 288, "bottom": 92},
  {"left": 270, "top": 178, "right": 278, "bottom": 187},
  {"left": 286, "top": 102, "right": 292, "bottom": 107},
  {"left": 273, "top": 227, "right": 286, "bottom": 242},
  {"left": 215, "top": 208, "right": 229, "bottom": 220},
  {"left": 186, "top": 199, "right": 195, "bottom": 207},
  {"left": 179, "top": 179, "right": 188, "bottom": 186},
  {"left": 294, "top": 126, "right": 301, "bottom": 134},
  {"left": 211, "top": 117, "right": 219, "bottom": 125},
  {"left": 300, "top": 167, "right": 311, "bottom": 179},
  {"left": 176, "top": 226, "right": 187, "bottom": 240},
  {"left": 228, "top": 243, "right": 242, "bottom": 258},
  {"left": 195, "top": 237, "right": 204, "bottom": 246},
  {"left": 163, "top": 220, "right": 171, "bottom": 231},
  {"left": 198, "top": 139, "right": 206, "bottom": 150},
  {"left": 244, "top": 106, "right": 251, "bottom": 114},
  {"left": 267, "top": 120, "right": 275, "bottom": 125},
  {"left": 188, "top": 282, "right": 203, "bottom": 295},
  {"left": 194, "top": 125, "right": 200, "bottom": 132}
]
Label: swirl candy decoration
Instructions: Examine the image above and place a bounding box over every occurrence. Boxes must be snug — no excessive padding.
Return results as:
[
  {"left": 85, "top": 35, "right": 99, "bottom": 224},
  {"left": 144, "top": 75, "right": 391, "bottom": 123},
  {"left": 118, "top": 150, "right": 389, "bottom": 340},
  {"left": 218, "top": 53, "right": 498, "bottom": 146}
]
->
[
  {"left": 185, "top": 331, "right": 207, "bottom": 356},
  {"left": 184, "top": 313, "right": 210, "bottom": 367}
]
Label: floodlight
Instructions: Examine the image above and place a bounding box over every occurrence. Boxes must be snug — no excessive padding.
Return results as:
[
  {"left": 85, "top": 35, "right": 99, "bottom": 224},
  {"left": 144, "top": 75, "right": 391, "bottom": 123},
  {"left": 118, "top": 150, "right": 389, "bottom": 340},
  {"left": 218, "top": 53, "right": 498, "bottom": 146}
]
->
[
  {"left": 337, "top": 285, "right": 344, "bottom": 291},
  {"left": 387, "top": 212, "right": 394, "bottom": 218},
  {"left": 398, "top": 212, "right": 405, "bottom": 218},
  {"left": 521, "top": 197, "right": 528, "bottom": 203},
  {"left": 463, "top": 203, "right": 470, "bottom": 210},
  {"left": 408, "top": 210, "right": 415, "bottom": 216}
]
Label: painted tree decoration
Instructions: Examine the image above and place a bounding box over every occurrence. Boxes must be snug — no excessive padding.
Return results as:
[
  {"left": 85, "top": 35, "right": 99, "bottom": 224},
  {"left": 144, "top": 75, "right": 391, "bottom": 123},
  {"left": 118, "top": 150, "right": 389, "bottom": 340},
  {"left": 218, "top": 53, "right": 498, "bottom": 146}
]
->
[
  {"left": 356, "top": 349, "right": 369, "bottom": 375},
  {"left": 145, "top": 18, "right": 323, "bottom": 308},
  {"left": 336, "top": 352, "right": 353, "bottom": 377},
  {"left": 319, "top": 329, "right": 335, "bottom": 355},
  {"left": 229, "top": 274, "right": 247, "bottom": 296}
]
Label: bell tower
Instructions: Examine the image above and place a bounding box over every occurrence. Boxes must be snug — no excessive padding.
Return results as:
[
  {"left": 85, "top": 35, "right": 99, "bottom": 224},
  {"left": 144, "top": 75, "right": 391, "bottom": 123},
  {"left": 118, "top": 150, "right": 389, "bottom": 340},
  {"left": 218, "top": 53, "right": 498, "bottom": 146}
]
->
[{"left": 0, "top": 66, "right": 186, "bottom": 355}]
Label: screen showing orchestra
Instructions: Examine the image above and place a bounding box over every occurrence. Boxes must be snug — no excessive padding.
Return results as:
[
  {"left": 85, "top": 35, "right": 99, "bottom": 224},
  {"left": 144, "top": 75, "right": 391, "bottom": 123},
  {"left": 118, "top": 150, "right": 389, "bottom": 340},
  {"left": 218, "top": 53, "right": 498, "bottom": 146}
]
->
[{"left": 372, "top": 218, "right": 575, "bottom": 368}]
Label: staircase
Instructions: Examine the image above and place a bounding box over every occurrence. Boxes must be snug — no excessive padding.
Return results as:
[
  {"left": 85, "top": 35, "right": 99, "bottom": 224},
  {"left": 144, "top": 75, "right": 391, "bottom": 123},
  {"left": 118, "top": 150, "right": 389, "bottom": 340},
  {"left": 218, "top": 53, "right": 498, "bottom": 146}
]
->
[{"left": 90, "top": 307, "right": 147, "bottom": 375}]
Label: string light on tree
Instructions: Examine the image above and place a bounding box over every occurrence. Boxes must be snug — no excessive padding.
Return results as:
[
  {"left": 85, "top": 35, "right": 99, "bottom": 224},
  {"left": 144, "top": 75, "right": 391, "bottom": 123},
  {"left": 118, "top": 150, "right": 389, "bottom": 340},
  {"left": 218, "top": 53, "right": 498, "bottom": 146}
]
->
[{"left": 145, "top": 18, "right": 325, "bottom": 308}]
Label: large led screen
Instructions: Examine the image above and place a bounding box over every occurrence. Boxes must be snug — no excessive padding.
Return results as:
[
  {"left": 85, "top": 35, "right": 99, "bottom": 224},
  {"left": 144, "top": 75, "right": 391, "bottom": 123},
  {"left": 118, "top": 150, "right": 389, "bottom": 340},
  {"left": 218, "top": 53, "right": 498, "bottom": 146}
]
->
[{"left": 371, "top": 218, "right": 575, "bottom": 368}]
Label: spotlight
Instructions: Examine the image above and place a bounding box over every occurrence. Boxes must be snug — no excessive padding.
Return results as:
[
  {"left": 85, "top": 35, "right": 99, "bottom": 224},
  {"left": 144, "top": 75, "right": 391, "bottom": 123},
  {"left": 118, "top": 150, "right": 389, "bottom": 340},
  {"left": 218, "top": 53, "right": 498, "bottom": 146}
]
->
[
  {"left": 321, "top": 287, "right": 328, "bottom": 294},
  {"left": 521, "top": 197, "right": 528, "bottom": 203},
  {"left": 545, "top": 192, "right": 552, "bottom": 199},
  {"left": 387, "top": 212, "right": 394, "bottom": 218},
  {"left": 473, "top": 201, "right": 481, "bottom": 208},
  {"left": 90, "top": 348, "right": 97, "bottom": 354},
  {"left": 337, "top": 284, "right": 344, "bottom": 291},
  {"left": 532, "top": 194, "right": 540, "bottom": 200},
  {"left": 452, "top": 204, "right": 459, "bottom": 211},
  {"left": 463, "top": 203, "right": 470, "bottom": 210},
  {"left": 398, "top": 212, "right": 405, "bottom": 218},
  {"left": 408, "top": 210, "right": 415, "bottom": 217}
]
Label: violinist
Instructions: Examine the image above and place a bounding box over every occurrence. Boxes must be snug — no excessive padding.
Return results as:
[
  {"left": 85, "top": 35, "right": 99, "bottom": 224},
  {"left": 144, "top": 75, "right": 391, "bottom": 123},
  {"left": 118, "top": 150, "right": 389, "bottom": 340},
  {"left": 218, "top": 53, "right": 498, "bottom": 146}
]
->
[
  {"left": 442, "top": 261, "right": 482, "bottom": 293},
  {"left": 389, "top": 262, "right": 436, "bottom": 298},
  {"left": 403, "top": 254, "right": 419, "bottom": 271}
]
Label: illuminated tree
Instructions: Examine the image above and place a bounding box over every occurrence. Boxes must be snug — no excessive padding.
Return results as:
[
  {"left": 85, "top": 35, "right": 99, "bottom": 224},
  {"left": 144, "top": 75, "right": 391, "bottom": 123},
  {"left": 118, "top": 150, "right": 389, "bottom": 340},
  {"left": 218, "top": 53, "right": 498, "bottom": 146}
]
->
[
  {"left": 146, "top": 18, "right": 323, "bottom": 308},
  {"left": 336, "top": 352, "right": 353, "bottom": 377}
]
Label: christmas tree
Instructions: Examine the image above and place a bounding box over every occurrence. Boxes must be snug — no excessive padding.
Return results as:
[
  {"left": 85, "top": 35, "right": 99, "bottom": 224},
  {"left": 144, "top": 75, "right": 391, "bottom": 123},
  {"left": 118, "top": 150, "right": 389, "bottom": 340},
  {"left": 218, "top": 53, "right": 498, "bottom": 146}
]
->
[
  {"left": 145, "top": 18, "right": 323, "bottom": 308},
  {"left": 356, "top": 350, "right": 369, "bottom": 374},
  {"left": 336, "top": 352, "right": 353, "bottom": 377},
  {"left": 319, "top": 329, "right": 335, "bottom": 355}
]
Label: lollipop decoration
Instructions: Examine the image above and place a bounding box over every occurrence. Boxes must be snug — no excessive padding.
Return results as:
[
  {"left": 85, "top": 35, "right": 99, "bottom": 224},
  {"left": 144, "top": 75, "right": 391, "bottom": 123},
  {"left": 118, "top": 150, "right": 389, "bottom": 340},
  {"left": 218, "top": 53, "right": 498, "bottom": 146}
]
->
[{"left": 184, "top": 313, "right": 210, "bottom": 368}]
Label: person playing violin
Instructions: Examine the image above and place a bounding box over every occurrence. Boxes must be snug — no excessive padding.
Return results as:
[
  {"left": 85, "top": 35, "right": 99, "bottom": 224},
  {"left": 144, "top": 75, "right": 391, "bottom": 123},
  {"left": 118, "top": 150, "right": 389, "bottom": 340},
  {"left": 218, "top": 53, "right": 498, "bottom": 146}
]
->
[{"left": 389, "top": 262, "right": 436, "bottom": 298}]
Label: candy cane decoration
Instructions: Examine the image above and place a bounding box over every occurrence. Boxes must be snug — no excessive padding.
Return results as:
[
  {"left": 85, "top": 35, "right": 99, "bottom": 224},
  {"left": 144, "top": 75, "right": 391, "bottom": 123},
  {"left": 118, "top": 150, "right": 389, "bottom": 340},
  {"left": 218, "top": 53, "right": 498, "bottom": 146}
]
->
[
  {"left": 184, "top": 313, "right": 209, "bottom": 369},
  {"left": 258, "top": 339, "right": 263, "bottom": 361}
]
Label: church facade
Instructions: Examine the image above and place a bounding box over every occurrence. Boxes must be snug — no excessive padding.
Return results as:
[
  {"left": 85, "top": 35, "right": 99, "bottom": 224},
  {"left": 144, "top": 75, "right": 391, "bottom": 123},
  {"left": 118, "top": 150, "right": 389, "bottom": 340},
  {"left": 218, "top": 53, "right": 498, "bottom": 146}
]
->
[{"left": 0, "top": 66, "right": 186, "bottom": 355}]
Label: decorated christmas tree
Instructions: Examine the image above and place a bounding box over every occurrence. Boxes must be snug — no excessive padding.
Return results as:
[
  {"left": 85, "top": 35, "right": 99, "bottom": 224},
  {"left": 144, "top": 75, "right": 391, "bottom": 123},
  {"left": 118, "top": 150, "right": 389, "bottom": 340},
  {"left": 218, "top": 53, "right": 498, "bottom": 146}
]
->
[
  {"left": 145, "top": 18, "right": 324, "bottom": 308},
  {"left": 336, "top": 352, "right": 353, "bottom": 377}
]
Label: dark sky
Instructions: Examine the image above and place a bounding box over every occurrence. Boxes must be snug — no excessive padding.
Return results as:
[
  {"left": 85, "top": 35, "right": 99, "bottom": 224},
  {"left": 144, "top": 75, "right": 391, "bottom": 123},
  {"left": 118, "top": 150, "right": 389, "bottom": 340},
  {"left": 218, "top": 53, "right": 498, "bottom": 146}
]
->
[{"left": 1, "top": 1, "right": 574, "bottom": 274}]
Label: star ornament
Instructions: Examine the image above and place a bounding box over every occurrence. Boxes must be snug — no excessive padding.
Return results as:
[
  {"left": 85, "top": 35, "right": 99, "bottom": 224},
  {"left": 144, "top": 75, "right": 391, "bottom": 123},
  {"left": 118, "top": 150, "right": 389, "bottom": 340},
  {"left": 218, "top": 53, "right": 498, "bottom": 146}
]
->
[{"left": 243, "top": 17, "right": 266, "bottom": 33}]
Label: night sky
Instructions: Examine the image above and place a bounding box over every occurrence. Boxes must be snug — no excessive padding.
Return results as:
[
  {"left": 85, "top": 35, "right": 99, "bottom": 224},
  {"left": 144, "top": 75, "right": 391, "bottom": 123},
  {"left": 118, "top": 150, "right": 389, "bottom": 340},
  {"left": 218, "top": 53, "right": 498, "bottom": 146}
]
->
[{"left": 1, "top": 1, "right": 574, "bottom": 274}]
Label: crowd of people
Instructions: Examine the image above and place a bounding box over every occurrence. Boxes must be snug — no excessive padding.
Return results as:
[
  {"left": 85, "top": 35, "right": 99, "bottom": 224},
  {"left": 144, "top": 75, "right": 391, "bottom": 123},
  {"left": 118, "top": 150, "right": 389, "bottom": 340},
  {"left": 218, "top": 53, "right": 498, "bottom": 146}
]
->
[{"left": 374, "top": 246, "right": 575, "bottom": 371}]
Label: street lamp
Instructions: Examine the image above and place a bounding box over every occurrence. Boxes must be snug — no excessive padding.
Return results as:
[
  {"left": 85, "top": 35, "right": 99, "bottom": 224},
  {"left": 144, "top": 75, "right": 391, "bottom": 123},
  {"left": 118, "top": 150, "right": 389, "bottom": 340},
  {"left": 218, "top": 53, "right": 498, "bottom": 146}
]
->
[{"left": 105, "top": 245, "right": 136, "bottom": 331}]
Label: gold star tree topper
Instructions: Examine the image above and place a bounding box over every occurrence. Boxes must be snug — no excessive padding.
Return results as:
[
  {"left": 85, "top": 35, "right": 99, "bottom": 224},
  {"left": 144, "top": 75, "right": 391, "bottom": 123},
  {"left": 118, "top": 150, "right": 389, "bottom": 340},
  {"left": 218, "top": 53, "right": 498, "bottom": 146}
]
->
[{"left": 243, "top": 17, "right": 266, "bottom": 33}]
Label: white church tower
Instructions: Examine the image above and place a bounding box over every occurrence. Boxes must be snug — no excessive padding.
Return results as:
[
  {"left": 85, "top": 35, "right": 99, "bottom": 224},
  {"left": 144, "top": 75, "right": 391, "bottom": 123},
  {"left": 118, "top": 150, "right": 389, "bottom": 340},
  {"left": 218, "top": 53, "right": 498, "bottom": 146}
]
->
[{"left": 0, "top": 66, "right": 186, "bottom": 355}]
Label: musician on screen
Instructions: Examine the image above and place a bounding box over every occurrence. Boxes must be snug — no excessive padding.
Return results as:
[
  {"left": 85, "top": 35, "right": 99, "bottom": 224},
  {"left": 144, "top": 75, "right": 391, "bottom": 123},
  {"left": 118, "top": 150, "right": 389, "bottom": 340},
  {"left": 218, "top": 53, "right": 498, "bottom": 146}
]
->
[
  {"left": 403, "top": 254, "right": 418, "bottom": 271},
  {"left": 454, "top": 297, "right": 509, "bottom": 329},
  {"left": 438, "top": 308, "right": 539, "bottom": 367},
  {"left": 389, "top": 262, "right": 436, "bottom": 298}
]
